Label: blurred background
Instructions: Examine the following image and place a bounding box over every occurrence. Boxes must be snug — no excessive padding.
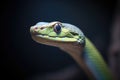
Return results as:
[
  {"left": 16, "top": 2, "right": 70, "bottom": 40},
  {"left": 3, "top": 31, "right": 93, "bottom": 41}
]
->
[{"left": 2, "top": 0, "right": 119, "bottom": 80}]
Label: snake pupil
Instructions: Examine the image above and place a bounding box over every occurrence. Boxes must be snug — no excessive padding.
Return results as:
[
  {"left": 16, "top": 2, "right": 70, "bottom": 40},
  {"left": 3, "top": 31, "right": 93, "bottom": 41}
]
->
[{"left": 54, "top": 24, "right": 61, "bottom": 33}]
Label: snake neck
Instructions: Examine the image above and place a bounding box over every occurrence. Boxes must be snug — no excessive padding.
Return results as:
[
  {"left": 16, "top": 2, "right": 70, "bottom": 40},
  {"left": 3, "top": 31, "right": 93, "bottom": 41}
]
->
[{"left": 59, "top": 43, "right": 95, "bottom": 79}]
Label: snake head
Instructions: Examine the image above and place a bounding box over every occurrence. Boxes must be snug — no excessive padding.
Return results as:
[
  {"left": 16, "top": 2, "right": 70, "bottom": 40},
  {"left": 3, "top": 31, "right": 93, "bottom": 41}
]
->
[{"left": 30, "top": 21, "right": 85, "bottom": 47}]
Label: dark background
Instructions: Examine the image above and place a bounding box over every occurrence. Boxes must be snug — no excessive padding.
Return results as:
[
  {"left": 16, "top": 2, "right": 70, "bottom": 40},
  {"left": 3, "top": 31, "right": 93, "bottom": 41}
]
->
[{"left": 2, "top": 0, "right": 116, "bottom": 80}]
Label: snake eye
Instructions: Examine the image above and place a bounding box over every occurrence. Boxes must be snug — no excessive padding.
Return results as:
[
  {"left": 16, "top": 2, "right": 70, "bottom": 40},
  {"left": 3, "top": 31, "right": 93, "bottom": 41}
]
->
[{"left": 54, "top": 24, "right": 61, "bottom": 33}]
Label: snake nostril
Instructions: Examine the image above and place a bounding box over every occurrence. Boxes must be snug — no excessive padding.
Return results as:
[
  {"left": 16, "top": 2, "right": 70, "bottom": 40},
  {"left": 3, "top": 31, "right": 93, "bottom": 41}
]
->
[
  {"left": 30, "top": 26, "right": 38, "bottom": 34},
  {"left": 34, "top": 27, "right": 38, "bottom": 30}
]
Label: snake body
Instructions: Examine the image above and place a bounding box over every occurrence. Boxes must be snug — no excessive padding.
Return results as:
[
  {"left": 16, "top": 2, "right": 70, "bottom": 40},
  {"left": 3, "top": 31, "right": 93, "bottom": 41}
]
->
[
  {"left": 84, "top": 38, "right": 112, "bottom": 80},
  {"left": 30, "top": 21, "right": 113, "bottom": 80}
]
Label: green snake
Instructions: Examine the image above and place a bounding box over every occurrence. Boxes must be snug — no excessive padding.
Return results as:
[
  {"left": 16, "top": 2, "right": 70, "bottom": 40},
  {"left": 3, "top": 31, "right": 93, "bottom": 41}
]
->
[{"left": 30, "top": 21, "right": 113, "bottom": 80}]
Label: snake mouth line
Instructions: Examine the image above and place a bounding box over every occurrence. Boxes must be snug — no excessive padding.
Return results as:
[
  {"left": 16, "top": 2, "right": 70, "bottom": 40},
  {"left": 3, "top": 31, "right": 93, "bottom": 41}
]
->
[{"left": 35, "top": 34, "right": 79, "bottom": 42}]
